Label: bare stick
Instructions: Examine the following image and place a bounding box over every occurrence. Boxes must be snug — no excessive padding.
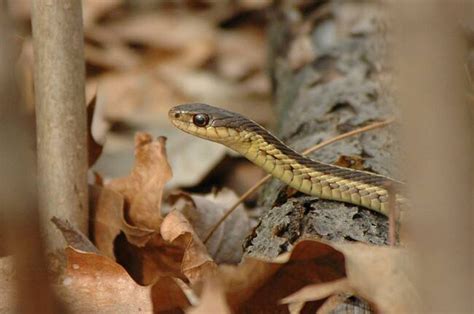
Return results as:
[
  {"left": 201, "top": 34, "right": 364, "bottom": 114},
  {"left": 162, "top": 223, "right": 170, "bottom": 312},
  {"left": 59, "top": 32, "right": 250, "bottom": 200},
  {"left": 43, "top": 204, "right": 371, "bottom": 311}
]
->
[
  {"left": 31, "top": 0, "right": 88, "bottom": 251},
  {"left": 386, "top": 182, "right": 397, "bottom": 246},
  {"left": 204, "top": 118, "right": 395, "bottom": 243}
]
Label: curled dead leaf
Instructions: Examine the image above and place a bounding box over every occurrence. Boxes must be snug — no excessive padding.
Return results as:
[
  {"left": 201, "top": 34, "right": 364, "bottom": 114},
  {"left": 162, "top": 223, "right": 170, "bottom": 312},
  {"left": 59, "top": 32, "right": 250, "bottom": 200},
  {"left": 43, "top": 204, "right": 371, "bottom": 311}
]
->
[
  {"left": 59, "top": 247, "right": 154, "bottom": 313},
  {"left": 161, "top": 211, "right": 217, "bottom": 284},
  {"left": 107, "top": 132, "right": 172, "bottom": 230},
  {"left": 89, "top": 185, "right": 156, "bottom": 259},
  {"left": 151, "top": 276, "right": 191, "bottom": 313},
  {"left": 333, "top": 243, "right": 421, "bottom": 313},
  {"left": 280, "top": 278, "right": 352, "bottom": 312},
  {"left": 102, "top": 12, "right": 215, "bottom": 52},
  {"left": 188, "top": 240, "right": 345, "bottom": 313},
  {"left": 58, "top": 248, "right": 190, "bottom": 313},
  {"left": 281, "top": 243, "right": 421, "bottom": 314},
  {"left": 51, "top": 216, "right": 99, "bottom": 254},
  {"left": 60, "top": 248, "right": 191, "bottom": 313},
  {"left": 187, "top": 278, "right": 231, "bottom": 314},
  {"left": 168, "top": 189, "right": 252, "bottom": 264}
]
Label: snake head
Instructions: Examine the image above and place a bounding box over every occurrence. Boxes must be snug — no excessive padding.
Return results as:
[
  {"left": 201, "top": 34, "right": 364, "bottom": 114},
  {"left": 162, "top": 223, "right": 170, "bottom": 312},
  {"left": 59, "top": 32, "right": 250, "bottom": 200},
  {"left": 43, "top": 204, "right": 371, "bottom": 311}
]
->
[{"left": 169, "top": 103, "right": 247, "bottom": 145}]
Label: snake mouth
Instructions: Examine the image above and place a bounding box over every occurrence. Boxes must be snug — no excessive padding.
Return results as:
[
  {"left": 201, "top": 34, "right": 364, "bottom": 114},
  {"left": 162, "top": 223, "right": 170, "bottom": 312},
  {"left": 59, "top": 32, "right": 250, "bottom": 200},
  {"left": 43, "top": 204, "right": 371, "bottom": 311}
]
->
[
  {"left": 168, "top": 107, "right": 180, "bottom": 121},
  {"left": 168, "top": 108, "right": 187, "bottom": 129}
]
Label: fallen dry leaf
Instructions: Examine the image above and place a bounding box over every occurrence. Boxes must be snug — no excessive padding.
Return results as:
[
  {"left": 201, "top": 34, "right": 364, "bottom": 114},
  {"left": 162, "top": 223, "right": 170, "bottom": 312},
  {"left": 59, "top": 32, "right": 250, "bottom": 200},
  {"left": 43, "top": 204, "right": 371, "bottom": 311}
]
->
[
  {"left": 157, "top": 64, "right": 270, "bottom": 124},
  {"left": 187, "top": 278, "right": 231, "bottom": 314},
  {"left": 0, "top": 256, "right": 15, "bottom": 313},
  {"left": 280, "top": 279, "right": 352, "bottom": 313},
  {"left": 60, "top": 247, "right": 153, "bottom": 313},
  {"left": 85, "top": 42, "right": 141, "bottom": 71},
  {"left": 87, "top": 70, "right": 185, "bottom": 126},
  {"left": 161, "top": 210, "right": 217, "bottom": 284},
  {"left": 281, "top": 243, "right": 421, "bottom": 313},
  {"left": 51, "top": 216, "right": 99, "bottom": 254},
  {"left": 334, "top": 243, "right": 420, "bottom": 313},
  {"left": 107, "top": 132, "right": 172, "bottom": 230},
  {"left": 90, "top": 135, "right": 226, "bottom": 286},
  {"left": 121, "top": 232, "right": 186, "bottom": 285},
  {"left": 216, "top": 28, "right": 266, "bottom": 81},
  {"left": 315, "top": 293, "right": 352, "bottom": 314},
  {"left": 193, "top": 239, "right": 346, "bottom": 313},
  {"left": 168, "top": 189, "right": 251, "bottom": 264},
  {"left": 53, "top": 217, "right": 191, "bottom": 313},
  {"left": 89, "top": 185, "right": 124, "bottom": 258},
  {"left": 166, "top": 135, "right": 228, "bottom": 189},
  {"left": 82, "top": 0, "right": 122, "bottom": 30},
  {"left": 87, "top": 93, "right": 106, "bottom": 167},
  {"left": 238, "top": 0, "right": 272, "bottom": 10},
  {"left": 89, "top": 185, "right": 156, "bottom": 259},
  {"left": 150, "top": 276, "right": 191, "bottom": 313},
  {"left": 101, "top": 12, "right": 216, "bottom": 52}
]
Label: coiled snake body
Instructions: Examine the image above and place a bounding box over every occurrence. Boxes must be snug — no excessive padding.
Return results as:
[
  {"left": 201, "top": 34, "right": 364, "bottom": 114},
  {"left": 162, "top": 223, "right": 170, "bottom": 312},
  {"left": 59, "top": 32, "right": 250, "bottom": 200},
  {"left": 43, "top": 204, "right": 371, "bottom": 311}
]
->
[{"left": 169, "top": 103, "right": 404, "bottom": 216}]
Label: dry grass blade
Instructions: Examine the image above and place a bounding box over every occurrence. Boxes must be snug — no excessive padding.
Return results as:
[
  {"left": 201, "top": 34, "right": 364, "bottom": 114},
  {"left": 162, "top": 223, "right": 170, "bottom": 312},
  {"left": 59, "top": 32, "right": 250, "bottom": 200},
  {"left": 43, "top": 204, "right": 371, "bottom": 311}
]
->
[
  {"left": 203, "top": 118, "right": 395, "bottom": 244},
  {"left": 387, "top": 183, "right": 397, "bottom": 246}
]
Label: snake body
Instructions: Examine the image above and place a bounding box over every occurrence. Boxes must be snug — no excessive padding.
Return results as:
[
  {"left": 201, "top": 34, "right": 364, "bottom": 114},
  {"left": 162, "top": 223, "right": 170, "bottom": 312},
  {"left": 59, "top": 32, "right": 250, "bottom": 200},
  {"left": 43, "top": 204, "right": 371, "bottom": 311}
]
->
[{"left": 169, "top": 103, "right": 404, "bottom": 216}]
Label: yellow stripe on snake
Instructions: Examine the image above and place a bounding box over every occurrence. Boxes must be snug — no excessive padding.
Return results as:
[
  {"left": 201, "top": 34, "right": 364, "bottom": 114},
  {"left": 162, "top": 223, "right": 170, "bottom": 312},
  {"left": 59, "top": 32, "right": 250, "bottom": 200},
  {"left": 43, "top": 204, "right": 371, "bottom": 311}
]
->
[{"left": 169, "top": 103, "right": 405, "bottom": 216}]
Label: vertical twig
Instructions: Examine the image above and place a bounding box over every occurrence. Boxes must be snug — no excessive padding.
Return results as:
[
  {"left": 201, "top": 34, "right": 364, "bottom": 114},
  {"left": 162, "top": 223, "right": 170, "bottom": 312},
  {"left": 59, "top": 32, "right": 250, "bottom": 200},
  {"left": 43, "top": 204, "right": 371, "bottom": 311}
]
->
[
  {"left": 391, "top": 1, "right": 473, "bottom": 312},
  {"left": 386, "top": 183, "right": 397, "bottom": 246},
  {"left": 31, "top": 0, "right": 89, "bottom": 250}
]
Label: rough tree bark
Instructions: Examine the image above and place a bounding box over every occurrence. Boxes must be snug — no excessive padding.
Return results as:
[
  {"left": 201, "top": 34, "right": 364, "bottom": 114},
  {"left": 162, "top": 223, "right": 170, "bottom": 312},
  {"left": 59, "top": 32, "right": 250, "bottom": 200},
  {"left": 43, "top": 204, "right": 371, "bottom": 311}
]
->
[
  {"left": 31, "top": 0, "right": 88, "bottom": 251},
  {"left": 244, "top": 1, "right": 396, "bottom": 311}
]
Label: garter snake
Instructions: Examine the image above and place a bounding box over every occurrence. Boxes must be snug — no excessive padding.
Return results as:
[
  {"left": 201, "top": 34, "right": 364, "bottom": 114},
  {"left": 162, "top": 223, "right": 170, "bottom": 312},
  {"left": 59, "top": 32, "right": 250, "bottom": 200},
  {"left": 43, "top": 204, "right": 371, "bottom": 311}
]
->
[{"left": 169, "top": 103, "right": 404, "bottom": 216}]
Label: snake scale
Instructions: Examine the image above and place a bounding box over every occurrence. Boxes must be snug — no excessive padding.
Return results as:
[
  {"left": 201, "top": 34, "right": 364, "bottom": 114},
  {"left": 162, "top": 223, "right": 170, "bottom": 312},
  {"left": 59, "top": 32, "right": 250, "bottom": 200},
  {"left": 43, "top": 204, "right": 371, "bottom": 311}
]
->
[{"left": 169, "top": 103, "right": 404, "bottom": 216}]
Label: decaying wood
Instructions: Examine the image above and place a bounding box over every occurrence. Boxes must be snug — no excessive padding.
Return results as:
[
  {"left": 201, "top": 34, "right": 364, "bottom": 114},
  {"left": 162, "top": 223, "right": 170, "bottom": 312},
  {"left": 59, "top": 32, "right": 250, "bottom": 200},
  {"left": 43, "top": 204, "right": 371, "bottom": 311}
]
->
[
  {"left": 31, "top": 0, "right": 89, "bottom": 251},
  {"left": 244, "top": 2, "right": 398, "bottom": 312}
]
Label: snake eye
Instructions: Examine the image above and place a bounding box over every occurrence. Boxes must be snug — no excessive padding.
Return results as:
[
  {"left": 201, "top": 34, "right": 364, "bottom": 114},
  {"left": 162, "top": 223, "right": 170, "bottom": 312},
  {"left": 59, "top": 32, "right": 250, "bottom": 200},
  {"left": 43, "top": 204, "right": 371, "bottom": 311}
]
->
[{"left": 193, "top": 113, "right": 209, "bottom": 127}]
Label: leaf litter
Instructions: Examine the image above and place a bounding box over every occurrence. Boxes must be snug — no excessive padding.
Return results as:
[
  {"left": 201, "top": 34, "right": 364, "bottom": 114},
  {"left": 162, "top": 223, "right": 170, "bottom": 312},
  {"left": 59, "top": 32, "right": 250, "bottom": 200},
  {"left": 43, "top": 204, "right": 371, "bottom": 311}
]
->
[
  {"left": 84, "top": 131, "right": 416, "bottom": 312},
  {"left": 1, "top": 125, "right": 418, "bottom": 312},
  {"left": 68, "top": 127, "right": 413, "bottom": 312},
  {"left": 3, "top": 1, "right": 418, "bottom": 313}
]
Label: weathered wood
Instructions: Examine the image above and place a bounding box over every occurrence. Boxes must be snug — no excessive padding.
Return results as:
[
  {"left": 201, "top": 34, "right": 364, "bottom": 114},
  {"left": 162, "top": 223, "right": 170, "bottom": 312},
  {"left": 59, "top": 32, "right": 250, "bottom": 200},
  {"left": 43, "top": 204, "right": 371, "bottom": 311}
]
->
[{"left": 245, "top": 1, "right": 398, "bottom": 312}]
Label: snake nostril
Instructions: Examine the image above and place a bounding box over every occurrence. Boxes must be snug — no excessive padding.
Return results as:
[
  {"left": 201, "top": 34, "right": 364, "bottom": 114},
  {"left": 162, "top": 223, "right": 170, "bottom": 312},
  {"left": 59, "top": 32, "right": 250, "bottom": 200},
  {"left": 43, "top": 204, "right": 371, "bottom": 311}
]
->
[{"left": 173, "top": 112, "right": 181, "bottom": 119}]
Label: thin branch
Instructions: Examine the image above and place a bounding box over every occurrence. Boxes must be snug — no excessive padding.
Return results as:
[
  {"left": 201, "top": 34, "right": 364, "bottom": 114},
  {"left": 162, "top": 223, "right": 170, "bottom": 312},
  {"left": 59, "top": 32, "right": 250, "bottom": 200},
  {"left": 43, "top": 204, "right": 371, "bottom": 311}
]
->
[
  {"left": 386, "top": 182, "right": 397, "bottom": 246},
  {"left": 204, "top": 118, "right": 395, "bottom": 243},
  {"left": 31, "top": 0, "right": 89, "bottom": 250}
]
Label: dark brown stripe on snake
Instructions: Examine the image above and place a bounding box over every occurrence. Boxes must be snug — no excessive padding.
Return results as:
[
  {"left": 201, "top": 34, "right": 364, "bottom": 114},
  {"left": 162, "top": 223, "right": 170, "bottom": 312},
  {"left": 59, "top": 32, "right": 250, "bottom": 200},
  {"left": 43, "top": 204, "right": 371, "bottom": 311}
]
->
[{"left": 213, "top": 113, "right": 400, "bottom": 189}]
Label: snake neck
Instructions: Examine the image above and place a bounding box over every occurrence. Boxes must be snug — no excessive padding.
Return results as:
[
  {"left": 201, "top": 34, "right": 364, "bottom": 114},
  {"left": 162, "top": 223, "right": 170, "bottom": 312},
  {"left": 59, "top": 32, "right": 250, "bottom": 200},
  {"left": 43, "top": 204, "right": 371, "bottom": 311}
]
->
[{"left": 231, "top": 126, "right": 402, "bottom": 216}]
